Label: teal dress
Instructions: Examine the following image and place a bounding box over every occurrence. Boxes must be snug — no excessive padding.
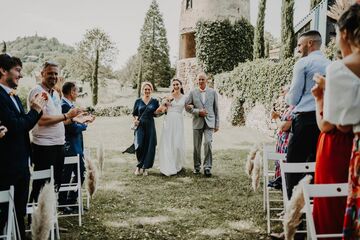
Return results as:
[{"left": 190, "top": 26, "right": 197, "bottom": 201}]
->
[{"left": 132, "top": 98, "right": 159, "bottom": 169}]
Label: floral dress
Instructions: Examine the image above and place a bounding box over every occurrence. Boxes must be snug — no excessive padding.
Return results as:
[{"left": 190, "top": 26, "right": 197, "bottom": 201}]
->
[
  {"left": 343, "top": 137, "right": 360, "bottom": 239},
  {"left": 274, "top": 106, "right": 295, "bottom": 177}
]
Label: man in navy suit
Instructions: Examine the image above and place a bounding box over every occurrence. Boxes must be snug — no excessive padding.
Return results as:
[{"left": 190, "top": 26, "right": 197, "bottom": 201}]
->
[
  {"left": 59, "top": 82, "right": 94, "bottom": 212},
  {"left": 0, "top": 54, "right": 47, "bottom": 239}
]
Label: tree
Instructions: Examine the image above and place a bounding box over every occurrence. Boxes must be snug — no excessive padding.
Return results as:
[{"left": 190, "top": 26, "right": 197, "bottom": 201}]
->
[
  {"left": 280, "top": 0, "right": 295, "bottom": 59},
  {"left": 264, "top": 40, "right": 270, "bottom": 58},
  {"left": 138, "top": 0, "right": 172, "bottom": 89},
  {"left": 75, "top": 28, "right": 116, "bottom": 106},
  {"left": 1, "top": 41, "right": 6, "bottom": 53},
  {"left": 253, "top": 0, "right": 267, "bottom": 59}
]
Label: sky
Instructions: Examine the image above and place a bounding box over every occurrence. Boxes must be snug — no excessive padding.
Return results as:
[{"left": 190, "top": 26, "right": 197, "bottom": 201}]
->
[{"left": 0, "top": 0, "right": 310, "bottom": 69}]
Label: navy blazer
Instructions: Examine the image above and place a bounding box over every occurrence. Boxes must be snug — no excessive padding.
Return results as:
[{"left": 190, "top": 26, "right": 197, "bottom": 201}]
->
[
  {"left": 61, "top": 99, "right": 87, "bottom": 157},
  {"left": 0, "top": 86, "right": 41, "bottom": 184}
]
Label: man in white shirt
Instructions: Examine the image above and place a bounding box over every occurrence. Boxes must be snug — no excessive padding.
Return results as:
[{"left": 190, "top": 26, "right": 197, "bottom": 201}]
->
[{"left": 28, "top": 61, "right": 81, "bottom": 202}]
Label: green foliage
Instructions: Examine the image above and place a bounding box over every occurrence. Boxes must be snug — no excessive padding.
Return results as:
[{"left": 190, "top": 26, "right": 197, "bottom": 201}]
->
[
  {"left": 214, "top": 58, "right": 295, "bottom": 125},
  {"left": 138, "top": 0, "right": 172, "bottom": 89},
  {"left": 323, "top": 38, "right": 339, "bottom": 60},
  {"left": 116, "top": 54, "right": 140, "bottom": 88},
  {"left": 280, "top": 0, "right": 295, "bottom": 59},
  {"left": 72, "top": 28, "right": 117, "bottom": 106},
  {"left": 2, "top": 41, "right": 6, "bottom": 53},
  {"left": 17, "top": 85, "right": 32, "bottom": 109},
  {"left": 195, "top": 18, "right": 254, "bottom": 75},
  {"left": 5, "top": 35, "right": 74, "bottom": 64},
  {"left": 253, "top": 0, "right": 267, "bottom": 59}
]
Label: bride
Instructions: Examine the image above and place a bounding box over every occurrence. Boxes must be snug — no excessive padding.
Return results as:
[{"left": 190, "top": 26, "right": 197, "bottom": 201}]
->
[{"left": 158, "top": 78, "right": 186, "bottom": 176}]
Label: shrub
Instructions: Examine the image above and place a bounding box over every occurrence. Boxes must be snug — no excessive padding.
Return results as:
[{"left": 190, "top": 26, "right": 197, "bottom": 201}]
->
[
  {"left": 195, "top": 18, "right": 254, "bottom": 75},
  {"left": 214, "top": 58, "right": 295, "bottom": 125},
  {"left": 91, "top": 105, "right": 131, "bottom": 117}
]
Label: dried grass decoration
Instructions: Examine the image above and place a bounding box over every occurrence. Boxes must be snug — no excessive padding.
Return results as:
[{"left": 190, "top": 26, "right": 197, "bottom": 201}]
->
[
  {"left": 85, "top": 155, "right": 99, "bottom": 198},
  {"left": 283, "top": 175, "right": 312, "bottom": 240},
  {"left": 251, "top": 149, "right": 263, "bottom": 191},
  {"left": 31, "top": 180, "right": 56, "bottom": 240}
]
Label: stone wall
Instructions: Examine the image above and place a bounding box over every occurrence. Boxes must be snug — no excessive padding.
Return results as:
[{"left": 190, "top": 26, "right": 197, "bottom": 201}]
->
[
  {"left": 176, "top": 58, "right": 203, "bottom": 92},
  {"left": 179, "top": 0, "right": 250, "bottom": 34}
]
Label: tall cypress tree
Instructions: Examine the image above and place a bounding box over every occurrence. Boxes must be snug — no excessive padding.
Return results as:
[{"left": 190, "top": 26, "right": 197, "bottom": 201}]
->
[
  {"left": 1, "top": 41, "right": 6, "bottom": 53},
  {"left": 253, "top": 0, "right": 266, "bottom": 59},
  {"left": 138, "top": 0, "right": 172, "bottom": 89},
  {"left": 280, "top": 0, "right": 295, "bottom": 59}
]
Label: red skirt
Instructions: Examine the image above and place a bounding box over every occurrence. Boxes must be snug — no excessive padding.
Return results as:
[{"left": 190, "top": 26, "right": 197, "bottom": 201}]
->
[{"left": 313, "top": 130, "right": 353, "bottom": 239}]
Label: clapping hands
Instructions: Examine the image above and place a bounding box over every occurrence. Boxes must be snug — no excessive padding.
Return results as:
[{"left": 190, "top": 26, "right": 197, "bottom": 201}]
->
[
  {"left": 73, "top": 112, "right": 95, "bottom": 124},
  {"left": 30, "top": 93, "right": 48, "bottom": 113},
  {"left": 312, "top": 73, "right": 326, "bottom": 100},
  {"left": 0, "top": 125, "right": 7, "bottom": 139}
]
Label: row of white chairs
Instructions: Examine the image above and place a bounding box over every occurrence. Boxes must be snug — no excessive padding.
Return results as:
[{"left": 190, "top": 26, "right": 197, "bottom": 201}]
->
[
  {"left": 1, "top": 154, "right": 92, "bottom": 240},
  {"left": 262, "top": 144, "right": 348, "bottom": 239}
]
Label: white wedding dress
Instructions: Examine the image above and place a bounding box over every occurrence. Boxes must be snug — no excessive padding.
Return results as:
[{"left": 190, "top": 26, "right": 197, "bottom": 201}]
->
[{"left": 159, "top": 95, "right": 186, "bottom": 176}]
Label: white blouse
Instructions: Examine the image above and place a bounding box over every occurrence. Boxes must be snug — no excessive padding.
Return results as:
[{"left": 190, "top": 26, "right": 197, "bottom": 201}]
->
[{"left": 323, "top": 60, "right": 360, "bottom": 133}]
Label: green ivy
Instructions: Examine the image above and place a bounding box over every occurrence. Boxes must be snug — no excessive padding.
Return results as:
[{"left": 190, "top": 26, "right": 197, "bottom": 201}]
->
[
  {"left": 214, "top": 58, "right": 295, "bottom": 125},
  {"left": 195, "top": 18, "right": 254, "bottom": 75}
]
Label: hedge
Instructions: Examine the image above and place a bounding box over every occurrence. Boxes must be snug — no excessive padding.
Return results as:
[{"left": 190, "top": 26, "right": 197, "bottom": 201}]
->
[{"left": 214, "top": 58, "right": 295, "bottom": 125}]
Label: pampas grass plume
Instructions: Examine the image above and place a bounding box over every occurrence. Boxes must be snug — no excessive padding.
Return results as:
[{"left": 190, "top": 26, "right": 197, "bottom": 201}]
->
[
  {"left": 85, "top": 156, "right": 98, "bottom": 198},
  {"left": 283, "top": 175, "right": 312, "bottom": 240},
  {"left": 245, "top": 145, "right": 258, "bottom": 177},
  {"left": 97, "top": 142, "right": 104, "bottom": 173},
  {"left": 251, "top": 150, "right": 263, "bottom": 191},
  {"left": 31, "top": 180, "right": 56, "bottom": 240}
]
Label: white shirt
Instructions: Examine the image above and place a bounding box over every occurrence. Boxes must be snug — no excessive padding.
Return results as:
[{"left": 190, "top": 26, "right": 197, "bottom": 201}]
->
[
  {"left": 323, "top": 61, "right": 360, "bottom": 133},
  {"left": 200, "top": 88, "right": 207, "bottom": 104},
  {"left": 28, "top": 85, "right": 65, "bottom": 146},
  {"left": 0, "top": 83, "right": 20, "bottom": 112}
]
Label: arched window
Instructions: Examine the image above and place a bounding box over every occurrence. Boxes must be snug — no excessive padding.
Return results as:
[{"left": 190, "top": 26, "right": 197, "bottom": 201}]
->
[{"left": 186, "top": 0, "right": 192, "bottom": 10}]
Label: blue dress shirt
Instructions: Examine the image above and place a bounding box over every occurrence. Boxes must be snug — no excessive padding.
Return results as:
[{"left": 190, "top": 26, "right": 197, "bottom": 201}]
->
[{"left": 286, "top": 50, "right": 331, "bottom": 113}]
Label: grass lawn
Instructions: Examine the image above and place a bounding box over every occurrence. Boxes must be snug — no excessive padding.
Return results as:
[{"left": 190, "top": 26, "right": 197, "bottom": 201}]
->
[{"left": 59, "top": 148, "right": 272, "bottom": 240}]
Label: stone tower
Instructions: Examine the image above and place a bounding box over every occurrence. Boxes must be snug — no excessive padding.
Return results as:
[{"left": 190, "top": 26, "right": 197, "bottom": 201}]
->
[{"left": 176, "top": 0, "right": 250, "bottom": 91}]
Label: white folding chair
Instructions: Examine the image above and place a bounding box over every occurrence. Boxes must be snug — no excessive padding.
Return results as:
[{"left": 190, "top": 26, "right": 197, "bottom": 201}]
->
[
  {"left": 262, "top": 144, "right": 276, "bottom": 211},
  {"left": 263, "top": 148, "right": 287, "bottom": 234},
  {"left": 0, "top": 186, "right": 17, "bottom": 240},
  {"left": 58, "top": 155, "right": 82, "bottom": 226},
  {"left": 27, "top": 166, "right": 60, "bottom": 240},
  {"left": 280, "top": 161, "right": 316, "bottom": 208},
  {"left": 303, "top": 183, "right": 348, "bottom": 239},
  {"left": 279, "top": 161, "right": 316, "bottom": 236}
]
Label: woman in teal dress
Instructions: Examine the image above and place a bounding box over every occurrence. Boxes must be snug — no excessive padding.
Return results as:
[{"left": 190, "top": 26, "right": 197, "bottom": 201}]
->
[{"left": 132, "top": 81, "right": 163, "bottom": 176}]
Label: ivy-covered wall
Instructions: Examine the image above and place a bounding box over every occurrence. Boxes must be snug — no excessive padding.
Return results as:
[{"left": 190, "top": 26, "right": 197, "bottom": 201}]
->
[
  {"left": 195, "top": 18, "right": 254, "bottom": 75},
  {"left": 214, "top": 58, "right": 295, "bottom": 125}
]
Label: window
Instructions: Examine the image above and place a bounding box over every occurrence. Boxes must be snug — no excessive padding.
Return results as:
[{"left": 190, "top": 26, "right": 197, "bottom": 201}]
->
[{"left": 186, "top": 0, "right": 192, "bottom": 10}]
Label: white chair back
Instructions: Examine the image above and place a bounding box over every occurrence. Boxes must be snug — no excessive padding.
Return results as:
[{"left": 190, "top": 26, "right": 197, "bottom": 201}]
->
[
  {"left": 31, "top": 166, "right": 54, "bottom": 181},
  {"left": 280, "top": 161, "right": 315, "bottom": 206},
  {"left": 58, "top": 155, "right": 83, "bottom": 226},
  {"left": 0, "top": 186, "right": 17, "bottom": 240},
  {"left": 262, "top": 144, "right": 287, "bottom": 234},
  {"left": 303, "top": 183, "right": 348, "bottom": 239}
]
